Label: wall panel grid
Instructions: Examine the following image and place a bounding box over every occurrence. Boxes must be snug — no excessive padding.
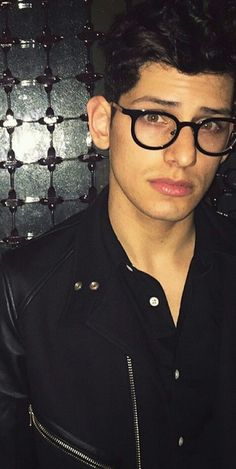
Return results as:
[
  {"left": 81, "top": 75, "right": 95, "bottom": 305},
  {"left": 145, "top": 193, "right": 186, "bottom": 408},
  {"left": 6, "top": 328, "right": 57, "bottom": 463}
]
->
[{"left": 0, "top": 0, "right": 108, "bottom": 246}]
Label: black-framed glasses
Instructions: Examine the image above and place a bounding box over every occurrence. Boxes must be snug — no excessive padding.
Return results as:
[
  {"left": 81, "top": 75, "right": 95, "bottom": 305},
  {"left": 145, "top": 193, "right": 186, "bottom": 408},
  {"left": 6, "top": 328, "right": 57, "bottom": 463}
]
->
[{"left": 112, "top": 102, "right": 236, "bottom": 157}]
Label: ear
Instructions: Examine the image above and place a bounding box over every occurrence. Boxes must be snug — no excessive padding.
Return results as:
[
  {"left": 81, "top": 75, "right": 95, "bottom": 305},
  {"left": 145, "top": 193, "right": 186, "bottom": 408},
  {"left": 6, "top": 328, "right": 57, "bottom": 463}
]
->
[{"left": 87, "top": 96, "right": 111, "bottom": 150}]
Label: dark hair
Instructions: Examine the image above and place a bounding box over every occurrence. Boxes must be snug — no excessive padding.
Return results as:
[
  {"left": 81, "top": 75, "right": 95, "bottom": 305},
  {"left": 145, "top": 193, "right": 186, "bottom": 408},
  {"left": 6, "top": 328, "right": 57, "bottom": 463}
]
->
[{"left": 103, "top": 0, "right": 236, "bottom": 102}]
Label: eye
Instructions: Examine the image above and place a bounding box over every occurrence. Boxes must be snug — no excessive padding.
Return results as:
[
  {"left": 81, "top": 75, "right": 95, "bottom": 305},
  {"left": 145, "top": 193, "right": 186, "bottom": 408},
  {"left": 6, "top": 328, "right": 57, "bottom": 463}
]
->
[
  {"left": 199, "top": 120, "right": 227, "bottom": 133},
  {"left": 146, "top": 113, "right": 161, "bottom": 123},
  {"left": 142, "top": 113, "right": 168, "bottom": 125}
]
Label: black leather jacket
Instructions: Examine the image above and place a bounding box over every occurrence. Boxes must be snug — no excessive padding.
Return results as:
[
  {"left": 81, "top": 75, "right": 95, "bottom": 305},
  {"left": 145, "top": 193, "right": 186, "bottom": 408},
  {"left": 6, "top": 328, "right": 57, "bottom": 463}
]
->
[{"left": 1, "top": 188, "right": 236, "bottom": 469}]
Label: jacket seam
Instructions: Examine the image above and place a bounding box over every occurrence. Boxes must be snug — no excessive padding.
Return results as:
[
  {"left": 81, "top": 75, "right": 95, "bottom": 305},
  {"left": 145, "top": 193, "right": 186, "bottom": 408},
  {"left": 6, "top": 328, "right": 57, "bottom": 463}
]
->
[{"left": 4, "top": 247, "right": 74, "bottom": 317}]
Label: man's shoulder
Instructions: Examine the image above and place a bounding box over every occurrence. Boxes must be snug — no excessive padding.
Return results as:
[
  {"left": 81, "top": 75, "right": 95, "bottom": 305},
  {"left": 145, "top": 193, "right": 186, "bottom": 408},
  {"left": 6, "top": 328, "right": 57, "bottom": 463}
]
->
[
  {"left": 1, "top": 186, "right": 108, "bottom": 300},
  {"left": 0, "top": 191, "right": 108, "bottom": 309},
  {"left": 2, "top": 207, "right": 87, "bottom": 268}
]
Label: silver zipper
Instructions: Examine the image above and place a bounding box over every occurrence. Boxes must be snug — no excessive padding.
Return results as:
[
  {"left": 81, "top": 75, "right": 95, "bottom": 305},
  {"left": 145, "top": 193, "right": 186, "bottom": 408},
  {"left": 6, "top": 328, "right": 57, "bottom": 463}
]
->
[
  {"left": 28, "top": 405, "right": 113, "bottom": 469},
  {"left": 126, "top": 357, "right": 142, "bottom": 469}
]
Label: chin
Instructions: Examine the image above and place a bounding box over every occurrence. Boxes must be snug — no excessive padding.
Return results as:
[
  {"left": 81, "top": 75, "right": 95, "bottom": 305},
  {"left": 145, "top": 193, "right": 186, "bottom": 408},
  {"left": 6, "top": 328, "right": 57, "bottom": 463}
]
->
[
  {"left": 141, "top": 202, "right": 196, "bottom": 223},
  {"left": 125, "top": 188, "right": 202, "bottom": 223}
]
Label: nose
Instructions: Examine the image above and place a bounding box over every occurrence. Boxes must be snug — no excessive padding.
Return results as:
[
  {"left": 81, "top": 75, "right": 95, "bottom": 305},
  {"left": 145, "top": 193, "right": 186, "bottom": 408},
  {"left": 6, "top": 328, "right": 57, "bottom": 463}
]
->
[{"left": 163, "top": 125, "right": 197, "bottom": 168}]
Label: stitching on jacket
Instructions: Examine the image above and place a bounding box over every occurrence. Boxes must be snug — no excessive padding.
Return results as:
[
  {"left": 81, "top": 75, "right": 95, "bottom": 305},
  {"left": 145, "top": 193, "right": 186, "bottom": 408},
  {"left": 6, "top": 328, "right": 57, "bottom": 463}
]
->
[{"left": 5, "top": 247, "right": 74, "bottom": 316}]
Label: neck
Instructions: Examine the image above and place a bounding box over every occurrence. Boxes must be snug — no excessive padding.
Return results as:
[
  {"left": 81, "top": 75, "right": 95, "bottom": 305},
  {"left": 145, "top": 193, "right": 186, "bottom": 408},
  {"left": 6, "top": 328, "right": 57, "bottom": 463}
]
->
[{"left": 108, "top": 190, "right": 196, "bottom": 273}]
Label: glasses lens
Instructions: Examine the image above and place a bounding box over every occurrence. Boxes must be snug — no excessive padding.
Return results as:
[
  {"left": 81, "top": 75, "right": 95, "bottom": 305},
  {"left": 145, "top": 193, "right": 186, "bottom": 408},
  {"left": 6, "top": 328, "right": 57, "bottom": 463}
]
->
[
  {"left": 198, "top": 119, "right": 236, "bottom": 155},
  {"left": 134, "top": 112, "right": 177, "bottom": 148}
]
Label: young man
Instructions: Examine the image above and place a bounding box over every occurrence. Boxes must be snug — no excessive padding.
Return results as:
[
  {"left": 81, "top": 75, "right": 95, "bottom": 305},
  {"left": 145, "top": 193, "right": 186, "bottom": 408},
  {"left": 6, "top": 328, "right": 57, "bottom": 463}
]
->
[{"left": 1, "top": 1, "right": 236, "bottom": 468}]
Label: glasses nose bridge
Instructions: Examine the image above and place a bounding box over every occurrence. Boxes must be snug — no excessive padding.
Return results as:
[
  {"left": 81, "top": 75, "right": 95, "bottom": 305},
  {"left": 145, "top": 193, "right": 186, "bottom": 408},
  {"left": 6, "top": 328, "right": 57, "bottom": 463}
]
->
[
  {"left": 178, "top": 120, "right": 198, "bottom": 138},
  {"left": 167, "top": 120, "right": 198, "bottom": 166}
]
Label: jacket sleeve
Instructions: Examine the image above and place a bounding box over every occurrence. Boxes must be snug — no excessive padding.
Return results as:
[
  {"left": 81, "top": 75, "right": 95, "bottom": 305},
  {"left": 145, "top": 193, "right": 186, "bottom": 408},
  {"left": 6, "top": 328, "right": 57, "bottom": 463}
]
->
[{"left": 0, "top": 262, "right": 36, "bottom": 468}]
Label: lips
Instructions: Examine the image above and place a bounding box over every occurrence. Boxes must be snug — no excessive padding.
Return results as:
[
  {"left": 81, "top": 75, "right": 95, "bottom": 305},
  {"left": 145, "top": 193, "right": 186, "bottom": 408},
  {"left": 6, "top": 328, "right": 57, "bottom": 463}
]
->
[{"left": 149, "top": 178, "right": 193, "bottom": 197}]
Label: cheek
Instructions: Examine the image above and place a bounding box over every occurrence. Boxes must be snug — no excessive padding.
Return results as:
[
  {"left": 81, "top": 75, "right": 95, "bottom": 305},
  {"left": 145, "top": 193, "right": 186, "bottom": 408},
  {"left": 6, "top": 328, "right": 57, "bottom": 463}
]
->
[
  {"left": 110, "top": 118, "right": 130, "bottom": 148},
  {"left": 206, "top": 158, "right": 221, "bottom": 174},
  {"left": 198, "top": 158, "right": 221, "bottom": 187},
  {"left": 109, "top": 124, "right": 145, "bottom": 170}
]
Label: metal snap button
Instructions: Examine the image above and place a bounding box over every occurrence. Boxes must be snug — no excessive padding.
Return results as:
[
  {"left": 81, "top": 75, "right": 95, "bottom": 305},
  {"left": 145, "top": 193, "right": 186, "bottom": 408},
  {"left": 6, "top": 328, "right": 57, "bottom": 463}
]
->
[
  {"left": 175, "top": 369, "right": 180, "bottom": 380},
  {"left": 89, "top": 281, "right": 100, "bottom": 291},
  {"left": 74, "top": 281, "right": 82, "bottom": 291}
]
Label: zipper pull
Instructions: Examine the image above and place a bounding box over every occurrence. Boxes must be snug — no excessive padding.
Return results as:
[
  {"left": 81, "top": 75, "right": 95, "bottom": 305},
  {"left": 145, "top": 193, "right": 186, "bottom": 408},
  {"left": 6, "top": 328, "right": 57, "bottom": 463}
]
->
[{"left": 28, "top": 404, "right": 33, "bottom": 427}]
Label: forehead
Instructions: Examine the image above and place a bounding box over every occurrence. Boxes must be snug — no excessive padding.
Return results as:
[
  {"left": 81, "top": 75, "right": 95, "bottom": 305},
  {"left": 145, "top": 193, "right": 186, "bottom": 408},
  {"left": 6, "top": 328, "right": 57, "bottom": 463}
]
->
[{"left": 122, "top": 63, "right": 234, "bottom": 111}]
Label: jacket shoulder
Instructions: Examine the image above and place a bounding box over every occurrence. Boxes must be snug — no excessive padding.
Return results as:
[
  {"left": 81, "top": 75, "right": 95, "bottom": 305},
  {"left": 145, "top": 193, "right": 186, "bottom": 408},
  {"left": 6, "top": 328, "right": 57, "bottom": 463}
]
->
[
  {"left": 0, "top": 207, "right": 90, "bottom": 308},
  {"left": 3, "top": 207, "right": 87, "bottom": 263}
]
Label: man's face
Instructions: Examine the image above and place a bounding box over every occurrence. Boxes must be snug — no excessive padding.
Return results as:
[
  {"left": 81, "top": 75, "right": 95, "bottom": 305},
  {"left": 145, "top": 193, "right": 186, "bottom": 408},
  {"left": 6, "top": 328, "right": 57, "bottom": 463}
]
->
[{"left": 93, "top": 63, "right": 234, "bottom": 224}]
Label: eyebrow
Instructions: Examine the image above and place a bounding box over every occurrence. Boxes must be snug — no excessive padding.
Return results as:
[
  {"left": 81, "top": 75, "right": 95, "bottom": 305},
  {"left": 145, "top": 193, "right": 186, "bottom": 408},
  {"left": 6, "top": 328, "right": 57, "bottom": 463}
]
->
[
  {"left": 131, "top": 96, "right": 179, "bottom": 107},
  {"left": 130, "top": 96, "right": 232, "bottom": 116},
  {"left": 200, "top": 106, "right": 232, "bottom": 116}
]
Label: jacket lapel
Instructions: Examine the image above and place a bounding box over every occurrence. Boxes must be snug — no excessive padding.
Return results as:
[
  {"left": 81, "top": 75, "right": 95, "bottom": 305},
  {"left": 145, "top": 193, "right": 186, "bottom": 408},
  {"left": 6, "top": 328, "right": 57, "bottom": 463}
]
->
[
  {"left": 64, "top": 194, "right": 166, "bottom": 392},
  {"left": 86, "top": 269, "right": 169, "bottom": 395}
]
